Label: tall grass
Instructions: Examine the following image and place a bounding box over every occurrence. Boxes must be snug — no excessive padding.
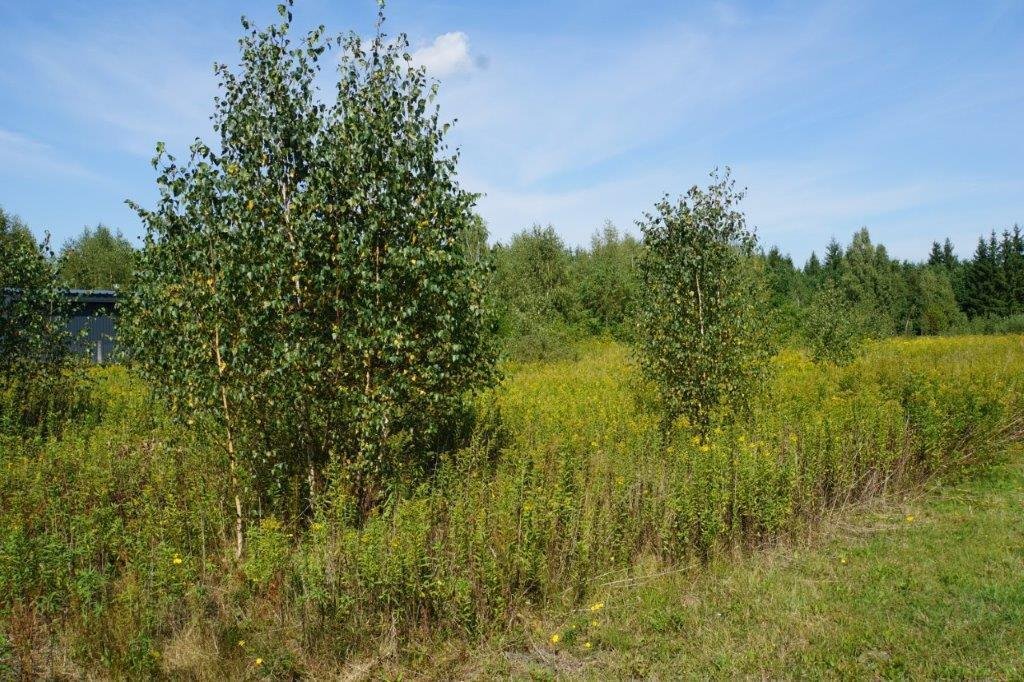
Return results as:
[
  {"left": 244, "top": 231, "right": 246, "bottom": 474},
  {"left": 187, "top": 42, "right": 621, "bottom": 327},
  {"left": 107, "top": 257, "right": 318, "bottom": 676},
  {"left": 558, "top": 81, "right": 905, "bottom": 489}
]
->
[{"left": 1, "top": 336, "right": 1022, "bottom": 677}]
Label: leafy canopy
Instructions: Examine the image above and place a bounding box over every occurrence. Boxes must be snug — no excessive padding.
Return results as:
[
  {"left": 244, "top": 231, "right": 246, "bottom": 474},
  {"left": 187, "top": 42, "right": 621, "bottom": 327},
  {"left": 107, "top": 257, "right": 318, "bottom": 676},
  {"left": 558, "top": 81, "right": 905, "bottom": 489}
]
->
[
  {"left": 123, "top": 2, "right": 496, "bottom": 516},
  {"left": 802, "top": 281, "right": 866, "bottom": 365},
  {"left": 0, "top": 207, "right": 82, "bottom": 432},
  {"left": 1, "top": 208, "right": 71, "bottom": 376},
  {"left": 57, "top": 224, "right": 137, "bottom": 290}
]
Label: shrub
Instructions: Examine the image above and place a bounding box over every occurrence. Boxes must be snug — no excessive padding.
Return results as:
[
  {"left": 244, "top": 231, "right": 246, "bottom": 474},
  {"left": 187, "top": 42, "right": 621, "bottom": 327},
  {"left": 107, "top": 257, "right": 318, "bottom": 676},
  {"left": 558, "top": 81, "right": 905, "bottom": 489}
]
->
[
  {"left": 803, "top": 281, "right": 867, "bottom": 365},
  {"left": 0, "top": 208, "right": 85, "bottom": 434},
  {"left": 912, "top": 266, "right": 966, "bottom": 335},
  {"left": 122, "top": 3, "right": 497, "bottom": 548},
  {"left": 635, "top": 170, "right": 776, "bottom": 433},
  {"left": 491, "top": 224, "right": 580, "bottom": 360},
  {"left": 572, "top": 222, "right": 641, "bottom": 340},
  {"left": 4, "top": 336, "right": 1022, "bottom": 677},
  {"left": 949, "top": 313, "right": 1024, "bottom": 336}
]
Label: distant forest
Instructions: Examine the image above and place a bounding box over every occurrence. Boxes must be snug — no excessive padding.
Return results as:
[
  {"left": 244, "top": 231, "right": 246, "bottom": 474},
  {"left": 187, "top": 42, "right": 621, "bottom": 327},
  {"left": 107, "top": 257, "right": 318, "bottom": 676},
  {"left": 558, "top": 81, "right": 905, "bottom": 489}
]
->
[
  {"left": 488, "top": 221, "right": 1024, "bottom": 359},
  {"left": 3, "top": 205, "right": 1022, "bottom": 360}
]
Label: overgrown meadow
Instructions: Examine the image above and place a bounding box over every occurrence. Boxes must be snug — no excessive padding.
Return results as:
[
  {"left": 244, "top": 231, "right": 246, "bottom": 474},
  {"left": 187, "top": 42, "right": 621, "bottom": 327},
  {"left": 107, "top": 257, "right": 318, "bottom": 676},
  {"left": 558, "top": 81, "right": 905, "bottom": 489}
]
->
[
  {"left": 3, "top": 3, "right": 1024, "bottom": 679},
  {"left": 2, "top": 335, "right": 1022, "bottom": 677}
]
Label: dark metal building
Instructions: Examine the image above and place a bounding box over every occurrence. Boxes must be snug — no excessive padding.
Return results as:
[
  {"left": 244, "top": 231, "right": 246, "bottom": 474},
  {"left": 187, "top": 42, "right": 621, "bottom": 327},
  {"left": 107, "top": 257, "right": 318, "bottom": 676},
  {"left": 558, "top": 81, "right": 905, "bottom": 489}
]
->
[{"left": 66, "top": 289, "right": 118, "bottom": 363}]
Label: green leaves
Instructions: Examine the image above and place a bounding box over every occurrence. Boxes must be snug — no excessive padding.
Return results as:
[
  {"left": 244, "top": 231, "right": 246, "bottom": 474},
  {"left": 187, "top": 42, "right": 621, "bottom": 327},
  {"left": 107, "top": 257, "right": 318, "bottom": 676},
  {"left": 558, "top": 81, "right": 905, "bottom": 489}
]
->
[
  {"left": 634, "top": 170, "right": 776, "bottom": 435},
  {"left": 56, "top": 225, "right": 136, "bottom": 290},
  {"left": 124, "top": 6, "right": 496, "bottom": 519},
  {"left": 803, "top": 281, "right": 866, "bottom": 366},
  {"left": 0, "top": 208, "right": 81, "bottom": 432}
]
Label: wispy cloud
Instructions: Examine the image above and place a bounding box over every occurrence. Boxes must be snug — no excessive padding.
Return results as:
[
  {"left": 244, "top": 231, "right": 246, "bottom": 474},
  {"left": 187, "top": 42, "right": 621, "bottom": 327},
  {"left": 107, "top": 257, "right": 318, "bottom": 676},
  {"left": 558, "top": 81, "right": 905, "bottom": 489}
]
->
[
  {"left": 0, "top": 1, "right": 1020, "bottom": 257},
  {"left": 19, "top": 9, "right": 219, "bottom": 158},
  {"left": 441, "top": 4, "right": 854, "bottom": 191},
  {"left": 0, "top": 128, "right": 101, "bottom": 181}
]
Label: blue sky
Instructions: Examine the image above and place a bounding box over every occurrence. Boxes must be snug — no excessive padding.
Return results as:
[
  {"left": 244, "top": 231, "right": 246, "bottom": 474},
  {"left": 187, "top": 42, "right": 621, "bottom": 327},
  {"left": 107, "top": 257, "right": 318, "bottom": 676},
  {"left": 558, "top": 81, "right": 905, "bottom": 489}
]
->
[{"left": 1, "top": 0, "right": 1021, "bottom": 263}]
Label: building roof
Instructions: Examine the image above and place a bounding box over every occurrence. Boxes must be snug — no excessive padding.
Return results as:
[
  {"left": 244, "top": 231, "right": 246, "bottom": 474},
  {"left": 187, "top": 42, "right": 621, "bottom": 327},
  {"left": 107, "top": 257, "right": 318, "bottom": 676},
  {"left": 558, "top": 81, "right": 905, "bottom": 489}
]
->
[
  {"left": 2, "top": 287, "right": 119, "bottom": 305},
  {"left": 65, "top": 289, "right": 119, "bottom": 303}
]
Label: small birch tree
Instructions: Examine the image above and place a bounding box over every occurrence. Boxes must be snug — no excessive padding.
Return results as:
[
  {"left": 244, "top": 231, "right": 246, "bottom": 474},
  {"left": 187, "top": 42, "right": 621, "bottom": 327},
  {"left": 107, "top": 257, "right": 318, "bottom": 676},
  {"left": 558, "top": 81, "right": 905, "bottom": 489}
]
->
[
  {"left": 123, "top": 2, "right": 496, "bottom": 555},
  {"left": 635, "top": 170, "right": 775, "bottom": 435}
]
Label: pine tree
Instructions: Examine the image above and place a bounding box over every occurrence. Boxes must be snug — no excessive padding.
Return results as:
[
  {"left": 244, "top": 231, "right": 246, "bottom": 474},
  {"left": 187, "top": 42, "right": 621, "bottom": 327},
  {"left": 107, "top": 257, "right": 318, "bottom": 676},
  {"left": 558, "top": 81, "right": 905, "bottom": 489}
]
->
[{"left": 942, "top": 238, "right": 957, "bottom": 268}]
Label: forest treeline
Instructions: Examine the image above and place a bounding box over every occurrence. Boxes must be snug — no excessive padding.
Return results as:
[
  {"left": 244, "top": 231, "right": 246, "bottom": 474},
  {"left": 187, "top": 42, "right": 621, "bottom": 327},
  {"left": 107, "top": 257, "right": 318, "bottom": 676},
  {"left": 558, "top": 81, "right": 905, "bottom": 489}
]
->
[
  {"left": 4, "top": 206, "right": 1023, "bottom": 362},
  {"left": 491, "top": 221, "right": 1024, "bottom": 359}
]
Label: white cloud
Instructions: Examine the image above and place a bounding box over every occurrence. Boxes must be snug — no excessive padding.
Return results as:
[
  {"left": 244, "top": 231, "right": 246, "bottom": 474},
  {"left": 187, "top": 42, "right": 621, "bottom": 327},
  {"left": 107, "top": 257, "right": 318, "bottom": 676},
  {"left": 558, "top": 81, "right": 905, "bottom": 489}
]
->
[{"left": 411, "top": 32, "right": 478, "bottom": 77}]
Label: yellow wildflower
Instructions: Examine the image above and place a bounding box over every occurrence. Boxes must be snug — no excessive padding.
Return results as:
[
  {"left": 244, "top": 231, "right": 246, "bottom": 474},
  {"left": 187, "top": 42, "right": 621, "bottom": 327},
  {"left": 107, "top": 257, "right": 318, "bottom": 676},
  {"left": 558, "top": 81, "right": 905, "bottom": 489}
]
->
[
  {"left": 589, "top": 601, "right": 604, "bottom": 612},
  {"left": 172, "top": 554, "right": 182, "bottom": 565},
  {"left": 550, "top": 633, "right": 561, "bottom": 645},
  {"left": 254, "top": 657, "right": 263, "bottom": 666},
  {"left": 583, "top": 641, "right": 593, "bottom": 650},
  {"left": 840, "top": 557, "right": 847, "bottom": 565},
  {"left": 237, "top": 639, "right": 245, "bottom": 647},
  {"left": 590, "top": 619, "right": 599, "bottom": 627},
  {"left": 906, "top": 515, "right": 915, "bottom": 522}
]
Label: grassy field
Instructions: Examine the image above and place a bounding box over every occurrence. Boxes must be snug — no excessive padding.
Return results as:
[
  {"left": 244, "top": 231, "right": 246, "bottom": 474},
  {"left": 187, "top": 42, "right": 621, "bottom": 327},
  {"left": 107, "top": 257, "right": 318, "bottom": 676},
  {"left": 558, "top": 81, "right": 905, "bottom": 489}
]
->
[
  {"left": 467, "top": 449, "right": 1024, "bottom": 679},
  {"left": 1, "top": 335, "right": 1023, "bottom": 678}
]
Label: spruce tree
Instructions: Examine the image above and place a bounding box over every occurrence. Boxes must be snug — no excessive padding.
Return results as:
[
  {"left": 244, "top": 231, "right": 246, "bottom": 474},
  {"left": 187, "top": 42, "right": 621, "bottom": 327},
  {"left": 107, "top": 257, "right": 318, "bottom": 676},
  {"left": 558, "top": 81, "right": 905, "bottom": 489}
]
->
[{"left": 963, "top": 235, "right": 1006, "bottom": 318}]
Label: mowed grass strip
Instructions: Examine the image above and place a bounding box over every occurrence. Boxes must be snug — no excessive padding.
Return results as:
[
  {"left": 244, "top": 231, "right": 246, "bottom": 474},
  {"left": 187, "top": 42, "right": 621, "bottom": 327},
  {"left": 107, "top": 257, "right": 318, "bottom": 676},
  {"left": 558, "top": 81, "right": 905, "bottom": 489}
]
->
[{"left": 480, "top": 449, "right": 1024, "bottom": 680}]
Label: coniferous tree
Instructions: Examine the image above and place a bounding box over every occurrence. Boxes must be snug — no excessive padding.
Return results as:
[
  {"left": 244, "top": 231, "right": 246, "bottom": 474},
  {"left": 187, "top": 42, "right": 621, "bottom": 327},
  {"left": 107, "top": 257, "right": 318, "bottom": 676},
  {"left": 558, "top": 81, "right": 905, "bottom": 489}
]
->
[
  {"left": 1002, "top": 225, "right": 1024, "bottom": 315},
  {"left": 942, "top": 238, "right": 957, "bottom": 269},
  {"left": 823, "top": 238, "right": 844, "bottom": 279},
  {"left": 962, "top": 234, "right": 1006, "bottom": 318},
  {"left": 804, "top": 251, "right": 822, "bottom": 283}
]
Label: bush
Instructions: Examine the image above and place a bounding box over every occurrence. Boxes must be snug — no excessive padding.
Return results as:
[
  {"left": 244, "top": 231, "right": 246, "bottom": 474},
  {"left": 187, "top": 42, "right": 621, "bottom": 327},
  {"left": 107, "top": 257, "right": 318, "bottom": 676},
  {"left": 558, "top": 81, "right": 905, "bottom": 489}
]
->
[
  {"left": 0, "top": 208, "right": 86, "bottom": 435},
  {"left": 949, "top": 314, "right": 1024, "bottom": 336},
  {"left": 803, "top": 282, "right": 867, "bottom": 365},
  {"left": 635, "top": 170, "right": 776, "bottom": 433},
  {"left": 572, "top": 223, "right": 641, "bottom": 340}
]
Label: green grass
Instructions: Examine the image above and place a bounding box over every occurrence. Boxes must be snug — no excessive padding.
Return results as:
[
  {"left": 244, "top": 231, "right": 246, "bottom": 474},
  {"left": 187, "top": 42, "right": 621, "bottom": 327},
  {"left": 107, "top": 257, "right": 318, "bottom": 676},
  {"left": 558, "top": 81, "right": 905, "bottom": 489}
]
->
[{"left": 478, "top": 449, "right": 1024, "bottom": 679}]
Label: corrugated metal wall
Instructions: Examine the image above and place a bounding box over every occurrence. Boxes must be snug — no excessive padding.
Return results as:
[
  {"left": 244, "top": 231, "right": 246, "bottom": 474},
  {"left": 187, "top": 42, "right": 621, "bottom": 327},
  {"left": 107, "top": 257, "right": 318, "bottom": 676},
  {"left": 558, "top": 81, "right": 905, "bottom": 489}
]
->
[
  {"left": 2, "top": 289, "right": 119, "bottom": 363},
  {"left": 67, "top": 299, "right": 117, "bottom": 363}
]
